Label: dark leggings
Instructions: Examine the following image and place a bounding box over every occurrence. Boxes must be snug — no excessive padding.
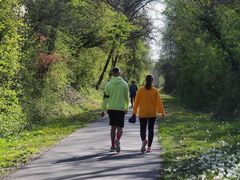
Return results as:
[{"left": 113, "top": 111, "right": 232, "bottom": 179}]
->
[
  {"left": 130, "top": 95, "right": 135, "bottom": 106},
  {"left": 139, "top": 118, "right": 156, "bottom": 147}
]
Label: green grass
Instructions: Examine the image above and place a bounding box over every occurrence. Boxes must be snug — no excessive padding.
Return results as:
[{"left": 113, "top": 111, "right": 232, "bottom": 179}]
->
[
  {"left": 0, "top": 109, "right": 100, "bottom": 178},
  {"left": 158, "top": 94, "right": 240, "bottom": 179}
]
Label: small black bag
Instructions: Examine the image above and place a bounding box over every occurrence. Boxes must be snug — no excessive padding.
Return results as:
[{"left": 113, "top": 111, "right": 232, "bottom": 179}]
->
[{"left": 128, "top": 115, "right": 136, "bottom": 124}]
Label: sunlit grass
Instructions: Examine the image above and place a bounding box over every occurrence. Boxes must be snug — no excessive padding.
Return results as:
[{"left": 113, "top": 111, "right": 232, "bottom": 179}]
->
[
  {"left": 0, "top": 109, "right": 100, "bottom": 178},
  {"left": 158, "top": 94, "right": 240, "bottom": 179}
]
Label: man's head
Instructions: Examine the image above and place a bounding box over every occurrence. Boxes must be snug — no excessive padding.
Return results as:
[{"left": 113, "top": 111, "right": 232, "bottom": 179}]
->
[{"left": 112, "top": 67, "right": 121, "bottom": 77}]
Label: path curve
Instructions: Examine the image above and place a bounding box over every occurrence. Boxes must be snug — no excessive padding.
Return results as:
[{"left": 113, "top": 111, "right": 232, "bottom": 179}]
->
[{"left": 6, "top": 110, "right": 162, "bottom": 180}]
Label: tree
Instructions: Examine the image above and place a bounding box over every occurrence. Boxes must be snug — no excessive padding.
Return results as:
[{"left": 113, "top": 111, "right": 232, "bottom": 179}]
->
[
  {"left": 157, "top": 0, "right": 240, "bottom": 117},
  {"left": 94, "top": 0, "right": 153, "bottom": 89},
  {"left": 0, "top": 0, "right": 26, "bottom": 136}
]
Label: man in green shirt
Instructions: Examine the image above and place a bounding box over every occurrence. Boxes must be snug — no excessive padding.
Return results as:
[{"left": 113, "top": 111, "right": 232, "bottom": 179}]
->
[{"left": 101, "top": 67, "right": 129, "bottom": 153}]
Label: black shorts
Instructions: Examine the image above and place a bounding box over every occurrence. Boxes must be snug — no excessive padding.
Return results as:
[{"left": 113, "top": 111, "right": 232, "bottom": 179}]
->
[{"left": 107, "top": 110, "right": 125, "bottom": 128}]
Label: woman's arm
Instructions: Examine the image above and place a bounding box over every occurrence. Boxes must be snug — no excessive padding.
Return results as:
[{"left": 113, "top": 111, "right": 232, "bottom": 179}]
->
[
  {"left": 156, "top": 91, "right": 166, "bottom": 118},
  {"left": 133, "top": 90, "right": 140, "bottom": 115}
]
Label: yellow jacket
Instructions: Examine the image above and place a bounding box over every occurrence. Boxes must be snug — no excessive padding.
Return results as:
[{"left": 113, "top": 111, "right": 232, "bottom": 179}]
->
[{"left": 133, "top": 87, "right": 166, "bottom": 118}]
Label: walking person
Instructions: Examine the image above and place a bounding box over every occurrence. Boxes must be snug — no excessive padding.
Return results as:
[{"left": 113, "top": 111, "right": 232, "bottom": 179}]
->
[
  {"left": 131, "top": 74, "right": 166, "bottom": 153},
  {"left": 101, "top": 67, "right": 129, "bottom": 153},
  {"left": 129, "top": 80, "right": 138, "bottom": 108}
]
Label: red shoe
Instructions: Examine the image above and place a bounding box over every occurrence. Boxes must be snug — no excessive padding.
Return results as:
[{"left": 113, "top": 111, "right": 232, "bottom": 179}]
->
[
  {"left": 141, "top": 140, "right": 148, "bottom": 153},
  {"left": 146, "top": 147, "right": 152, "bottom": 153}
]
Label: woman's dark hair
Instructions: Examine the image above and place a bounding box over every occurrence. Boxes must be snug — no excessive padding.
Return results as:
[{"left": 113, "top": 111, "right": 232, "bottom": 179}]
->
[{"left": 145, "top": 74, "right": 154, "bottom": 90}]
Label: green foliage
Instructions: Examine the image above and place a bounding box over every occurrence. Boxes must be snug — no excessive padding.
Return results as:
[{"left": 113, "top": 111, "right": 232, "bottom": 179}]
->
[
  {"left": 124, "top": 38, "right": 151, "bottom": 84},
  {"left": 71, "top": 47, "right": 107, "bottom": 89},
  {"left": 158, "top": 0, "right": 240, "bottom": 117},
  {"left": 1, "top": 0, "right": 152, "bottom": 134},
  {"left": 0, "top": 88, "right": 26, "bottom": 136},
  {"left": 37, "top": 61, "right": 72, "bottom": 120},
  {"left": 159, "top": 93, "right": 240, "bottom": 179},
  {"left": 0, "top": 0, "right": 26, "bottom": 136}
]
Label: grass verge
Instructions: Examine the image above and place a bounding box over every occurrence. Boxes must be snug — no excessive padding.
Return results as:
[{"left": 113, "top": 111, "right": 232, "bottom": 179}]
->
[
  {"left": 158, "top": 94, "right": 240, "bottom": 179},
  {"left": 0, "top": 108, "right": 101, "bottom": 178}
]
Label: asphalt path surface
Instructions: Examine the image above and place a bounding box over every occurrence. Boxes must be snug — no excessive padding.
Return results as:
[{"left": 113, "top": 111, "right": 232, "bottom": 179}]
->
[{"left": 6, "top": 109, "right": 162, "bottom": 180}]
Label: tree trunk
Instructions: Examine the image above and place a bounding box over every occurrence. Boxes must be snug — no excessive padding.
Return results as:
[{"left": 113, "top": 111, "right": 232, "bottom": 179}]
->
[
  {"left": 112, "top": 52, "right": 119, "bottom": 68},
  {"left": 95, "top": 42, "right": 115, "bottom": 89}
]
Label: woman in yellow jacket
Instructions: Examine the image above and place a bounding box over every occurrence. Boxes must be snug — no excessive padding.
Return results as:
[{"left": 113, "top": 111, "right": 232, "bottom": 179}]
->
[{"left": 132, "top": 74, "right": 166, "bottom": 153}]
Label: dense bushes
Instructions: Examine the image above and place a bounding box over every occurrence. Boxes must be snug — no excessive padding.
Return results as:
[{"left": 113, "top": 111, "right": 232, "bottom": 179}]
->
[
  {"left": 0, "top": 0, "right": 152, "bottom": 136},
  {"left": 157, "top": 0, "right": 240, "bottom": 117},
  {"left": 0, "top": 0, "right": 26, "bottom": 135}
]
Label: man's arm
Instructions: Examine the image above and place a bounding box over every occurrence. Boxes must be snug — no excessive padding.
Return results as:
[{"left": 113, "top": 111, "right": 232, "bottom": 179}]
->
[{"left": 101, "top": 85, "right": 109, "bottom": 115}]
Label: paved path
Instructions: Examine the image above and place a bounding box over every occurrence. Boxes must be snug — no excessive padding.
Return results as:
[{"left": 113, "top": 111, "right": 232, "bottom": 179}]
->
[{"left": 6, "top": 110, "right": 162, "bottom": 180}]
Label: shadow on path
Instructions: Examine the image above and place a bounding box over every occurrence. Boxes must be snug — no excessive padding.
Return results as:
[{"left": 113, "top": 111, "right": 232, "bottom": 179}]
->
[{"left": 6, "top": 109, "right": 162, "bottom": 180}]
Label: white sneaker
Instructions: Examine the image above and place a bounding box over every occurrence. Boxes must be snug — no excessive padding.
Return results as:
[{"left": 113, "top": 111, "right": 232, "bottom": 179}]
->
[{"left": 110, "top": 146, "right": 115, "bottom": 152}]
